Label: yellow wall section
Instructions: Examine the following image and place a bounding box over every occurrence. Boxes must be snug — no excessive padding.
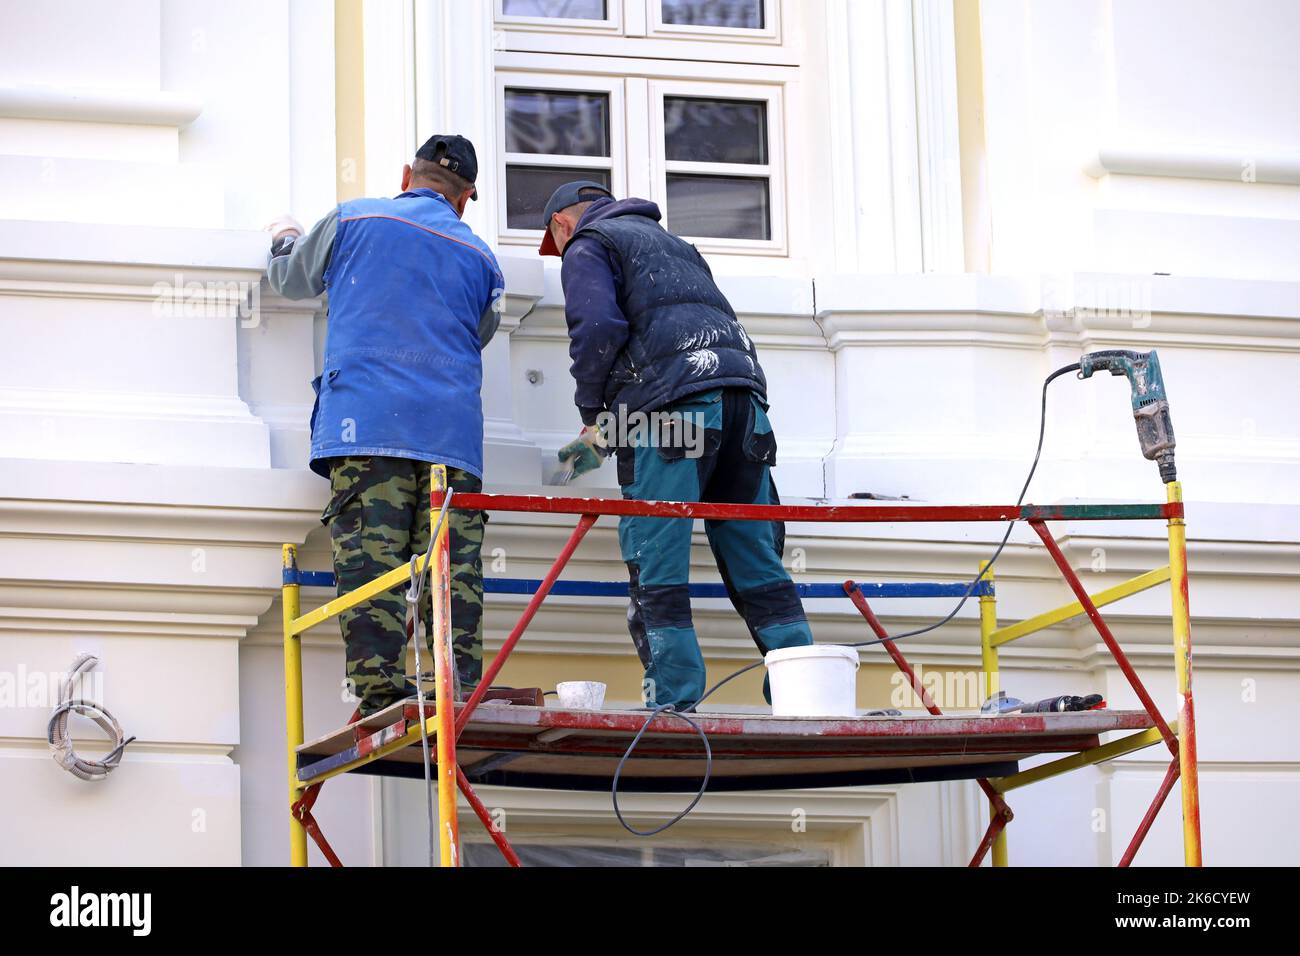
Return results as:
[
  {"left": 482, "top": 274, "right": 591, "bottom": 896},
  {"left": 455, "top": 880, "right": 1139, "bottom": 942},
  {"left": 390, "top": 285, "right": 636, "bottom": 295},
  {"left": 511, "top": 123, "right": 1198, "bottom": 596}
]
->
[
  {"left": 953, "top": 0, "right": 992, "bottom": 274},
  {"left": 334, "top": 0, "right": 366, "bottom": 202}
]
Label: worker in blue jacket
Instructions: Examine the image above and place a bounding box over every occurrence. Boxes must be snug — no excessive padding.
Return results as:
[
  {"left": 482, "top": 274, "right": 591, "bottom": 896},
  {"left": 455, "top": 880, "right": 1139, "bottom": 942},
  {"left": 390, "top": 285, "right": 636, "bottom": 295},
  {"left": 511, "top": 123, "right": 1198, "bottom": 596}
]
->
[
  {"left": 540, "top": 181, "right": 815, "bottom": 710},
  {"left": 267, "top": 135, "right": 504, "bottom": 717}
]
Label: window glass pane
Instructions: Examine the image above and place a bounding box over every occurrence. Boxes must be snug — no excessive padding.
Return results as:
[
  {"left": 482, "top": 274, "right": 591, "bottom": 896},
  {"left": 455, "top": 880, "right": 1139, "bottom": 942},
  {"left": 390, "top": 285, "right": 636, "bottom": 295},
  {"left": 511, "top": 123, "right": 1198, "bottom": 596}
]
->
[
  {"left": 665, "top": 97, "right": 768, "bottom": 165},
  {"left": 501, "top": 0, "right": 607, "bottom": 20},
  {"left": 506, "top": 165, "right": 612, "bottom": 229},
  {"left": 505, "top": 89, "right": 610, "bottom": 158},
  {"left": 661, "top": 0, "right": 765, "bottom": 29},
  {"left": 667, "top": 174, "right": 770, "bottom": 240}
]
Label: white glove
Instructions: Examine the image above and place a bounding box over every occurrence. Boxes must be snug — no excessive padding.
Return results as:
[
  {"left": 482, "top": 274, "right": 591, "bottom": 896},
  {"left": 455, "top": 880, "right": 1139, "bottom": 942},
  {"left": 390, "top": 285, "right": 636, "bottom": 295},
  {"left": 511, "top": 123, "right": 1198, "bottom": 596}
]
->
[{"left": 266, "top": 214, "right": 305, "bottom": 242}]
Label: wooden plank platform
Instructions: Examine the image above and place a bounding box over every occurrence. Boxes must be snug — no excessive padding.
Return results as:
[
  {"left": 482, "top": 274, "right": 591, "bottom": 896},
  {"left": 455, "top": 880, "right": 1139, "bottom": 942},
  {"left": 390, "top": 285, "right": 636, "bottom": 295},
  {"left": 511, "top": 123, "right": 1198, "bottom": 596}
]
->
[{"left": 296, "top": 700, "right": 1157, "bottom": 793}]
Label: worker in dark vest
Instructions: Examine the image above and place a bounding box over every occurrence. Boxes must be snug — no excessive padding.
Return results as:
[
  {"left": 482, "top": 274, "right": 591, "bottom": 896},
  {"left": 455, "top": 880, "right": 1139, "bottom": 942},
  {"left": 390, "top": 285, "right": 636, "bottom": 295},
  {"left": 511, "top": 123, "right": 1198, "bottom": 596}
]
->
[
  {"left": 540, "top": 181, "right": 814, "bottom": 710},
  {"left": 266, "top": 135, "right": 503, "bottom": 717}
]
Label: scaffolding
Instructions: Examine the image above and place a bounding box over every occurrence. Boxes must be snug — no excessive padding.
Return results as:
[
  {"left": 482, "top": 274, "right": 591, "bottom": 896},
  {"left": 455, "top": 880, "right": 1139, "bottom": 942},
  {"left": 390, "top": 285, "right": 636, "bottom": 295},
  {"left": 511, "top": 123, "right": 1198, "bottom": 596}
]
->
[{"left": 281, "top": 468, "right": 1201, "bottom": 867}]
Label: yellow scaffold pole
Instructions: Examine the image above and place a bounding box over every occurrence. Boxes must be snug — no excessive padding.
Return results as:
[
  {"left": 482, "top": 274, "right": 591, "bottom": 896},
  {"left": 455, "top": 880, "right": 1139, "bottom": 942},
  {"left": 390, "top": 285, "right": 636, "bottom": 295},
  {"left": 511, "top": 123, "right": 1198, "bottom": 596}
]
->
[
  {"left": 430, "top": 465, "right": 460, "bottom": 867},
  {"left": 282, "top": 544, "right": 308, "bottom": 867},
  {"left": 978, "top": 560, "right": 1008, "bottom": 867},
  {"left": 1166, "top": 481, "right": 1203, "bottom": 866}
]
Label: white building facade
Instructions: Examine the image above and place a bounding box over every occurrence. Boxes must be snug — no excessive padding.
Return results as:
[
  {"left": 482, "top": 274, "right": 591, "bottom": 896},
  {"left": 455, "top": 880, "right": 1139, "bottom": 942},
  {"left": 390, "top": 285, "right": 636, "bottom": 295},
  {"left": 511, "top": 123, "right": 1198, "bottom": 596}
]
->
[{"left": 1, "top": 0, "right": 1297, "bottom": 866}]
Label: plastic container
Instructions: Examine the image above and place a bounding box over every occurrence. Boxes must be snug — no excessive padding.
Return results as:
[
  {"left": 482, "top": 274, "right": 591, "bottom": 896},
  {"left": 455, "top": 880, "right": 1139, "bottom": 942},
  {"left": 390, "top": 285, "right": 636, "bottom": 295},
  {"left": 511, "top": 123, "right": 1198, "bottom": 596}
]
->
[
  {"left": 556, "top": 680, "right": 607, "bottom": 710},
  {"left": 763, "top": 645, "right": 860, "bottom": 717}
]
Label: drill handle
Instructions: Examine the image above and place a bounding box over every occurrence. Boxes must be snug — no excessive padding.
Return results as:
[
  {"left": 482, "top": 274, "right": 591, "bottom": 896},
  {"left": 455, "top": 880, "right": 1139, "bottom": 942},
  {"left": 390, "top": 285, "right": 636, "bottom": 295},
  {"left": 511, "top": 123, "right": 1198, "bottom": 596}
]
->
[{"left": 1079, "top": 349, "right": 1146, "bottom": 379}]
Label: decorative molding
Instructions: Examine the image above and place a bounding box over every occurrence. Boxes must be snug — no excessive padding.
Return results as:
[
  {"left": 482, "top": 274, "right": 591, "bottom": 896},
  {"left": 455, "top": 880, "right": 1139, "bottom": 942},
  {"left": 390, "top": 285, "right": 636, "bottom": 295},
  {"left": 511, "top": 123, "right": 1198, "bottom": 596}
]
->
[
  {"left": 814, "top": 272, "right": 1300, "bottom": 353},
  {"left": 1087, "top": 143, "right": 1300, "bottom": 187},
  {"left": 0, "top": 461, "right": 323, "bottom": 621},
  {"left": 819, "top": 272, "right": 1300, "bottom": 320},
  {"left": 0, "top": 221, "right": 325, "bottom": 470},
  {"left": 0, "top": 219, "right": 270, "bottom": 273},
  {"left": 496, "top": 254, "right": 545, "bottom": 328},
  {"left": 0, "top": 84, "right": 202, "bottom": 128},
  {"left": 232, "top": 500, "right": 1300, "bottom": 674}
]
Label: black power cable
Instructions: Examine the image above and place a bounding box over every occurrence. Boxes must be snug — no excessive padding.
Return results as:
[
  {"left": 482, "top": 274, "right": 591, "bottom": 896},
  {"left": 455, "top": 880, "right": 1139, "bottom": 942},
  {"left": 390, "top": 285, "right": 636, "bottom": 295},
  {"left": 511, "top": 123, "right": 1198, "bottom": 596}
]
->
[{"left": 611, "top": 362, "right": 1083, "bottom": 836}]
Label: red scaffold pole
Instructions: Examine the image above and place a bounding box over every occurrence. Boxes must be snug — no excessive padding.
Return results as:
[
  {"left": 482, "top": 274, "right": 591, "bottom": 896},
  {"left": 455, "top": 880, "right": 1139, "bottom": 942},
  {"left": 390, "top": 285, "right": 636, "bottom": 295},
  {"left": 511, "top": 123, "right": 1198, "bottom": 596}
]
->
[
  {"left": 1118, "top": 758, "right": 1180, "bottom": 867},
  {"left": 1029, "top": 520, "right": 1178, "bottom": 754},
  {"left": 842, "top": 582, "right": 1013, "bottom": 867},
  {"left": 457, "top": 765, "right": 522, "bottom": 867},
  {"left": 844, "top": 581, "right": 941, "bottom": 715},
  {"left": 447, "top": 494, "right": 1181, "bottom": 524}
]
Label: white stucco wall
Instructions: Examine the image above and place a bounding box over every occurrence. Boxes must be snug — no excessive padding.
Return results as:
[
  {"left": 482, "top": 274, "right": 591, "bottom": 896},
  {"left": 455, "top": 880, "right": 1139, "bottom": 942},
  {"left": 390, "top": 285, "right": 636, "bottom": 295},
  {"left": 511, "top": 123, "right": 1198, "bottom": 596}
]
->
[{"left": 1, "top": 0, "right": 1296, "bottom": 866}]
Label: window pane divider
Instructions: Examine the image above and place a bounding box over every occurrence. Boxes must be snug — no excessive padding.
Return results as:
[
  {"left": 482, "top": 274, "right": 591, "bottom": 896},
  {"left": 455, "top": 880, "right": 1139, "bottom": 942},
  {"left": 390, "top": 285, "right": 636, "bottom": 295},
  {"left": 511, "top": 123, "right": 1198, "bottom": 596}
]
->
[
  {"left": 665, "top": 160, "right": 772, "bottom": 177},
  {"left": 504, "top": 151, "right": 616, "bottom": 167}
]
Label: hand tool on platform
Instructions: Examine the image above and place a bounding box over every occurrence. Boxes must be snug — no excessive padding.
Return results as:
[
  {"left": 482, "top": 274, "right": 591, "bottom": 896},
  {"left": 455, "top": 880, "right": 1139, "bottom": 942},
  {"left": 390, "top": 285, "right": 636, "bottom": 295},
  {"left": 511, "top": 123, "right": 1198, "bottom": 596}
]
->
[{"left": 982, "top": 691, "right": 1106, "bottom": 714}]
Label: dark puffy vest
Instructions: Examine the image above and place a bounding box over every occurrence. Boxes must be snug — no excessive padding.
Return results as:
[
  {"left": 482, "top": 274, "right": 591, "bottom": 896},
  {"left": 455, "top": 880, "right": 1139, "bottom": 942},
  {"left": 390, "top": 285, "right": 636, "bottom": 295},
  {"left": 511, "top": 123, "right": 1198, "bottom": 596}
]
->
[{"left": 574, "top": 214, "right": 766, "bottom": 414}]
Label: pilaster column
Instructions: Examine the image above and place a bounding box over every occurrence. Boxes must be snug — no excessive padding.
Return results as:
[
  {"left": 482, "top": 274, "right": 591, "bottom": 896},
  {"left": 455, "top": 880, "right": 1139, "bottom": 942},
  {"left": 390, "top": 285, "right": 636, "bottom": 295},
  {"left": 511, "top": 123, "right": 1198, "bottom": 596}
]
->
[{"left": 823, "top": 0, "right": 964, "bottom": 274}]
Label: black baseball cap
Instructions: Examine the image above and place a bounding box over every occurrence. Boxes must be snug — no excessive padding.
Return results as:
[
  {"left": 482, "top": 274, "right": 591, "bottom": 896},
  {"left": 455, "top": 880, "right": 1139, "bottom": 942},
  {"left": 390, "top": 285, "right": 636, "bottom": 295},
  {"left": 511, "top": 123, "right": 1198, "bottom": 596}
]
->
[
  {"left": 539, "top": 180, "right": 614, "bottom": 256},
  {"left": 415, "top": 134, "right": 479, "bottom": 200}
]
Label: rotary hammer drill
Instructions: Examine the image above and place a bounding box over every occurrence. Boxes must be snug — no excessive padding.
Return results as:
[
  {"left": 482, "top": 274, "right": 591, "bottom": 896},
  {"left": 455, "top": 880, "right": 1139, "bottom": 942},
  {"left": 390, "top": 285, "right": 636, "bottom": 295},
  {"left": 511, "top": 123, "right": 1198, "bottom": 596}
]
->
[{"left": 1077, "top": 349, "right": 1178, "bottom": 483}]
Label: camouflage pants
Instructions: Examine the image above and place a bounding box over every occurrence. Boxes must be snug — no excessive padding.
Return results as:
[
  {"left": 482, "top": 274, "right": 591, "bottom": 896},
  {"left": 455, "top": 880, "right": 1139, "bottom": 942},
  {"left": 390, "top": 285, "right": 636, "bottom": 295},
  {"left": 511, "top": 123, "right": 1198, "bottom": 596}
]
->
[{"left": 322, "top": 456, "right": 486, "bottom": 717}]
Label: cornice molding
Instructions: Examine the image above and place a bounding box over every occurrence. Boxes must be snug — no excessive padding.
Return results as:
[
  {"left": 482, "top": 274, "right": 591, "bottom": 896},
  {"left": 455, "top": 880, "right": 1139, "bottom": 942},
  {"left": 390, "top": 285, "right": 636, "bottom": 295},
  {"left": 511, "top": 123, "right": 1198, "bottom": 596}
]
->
[
  {"left": 513, "top": 272, "right": 1300, "bottom": 347},
  {"left": 496, "top": 253, "right": 545, "bottom": 331},
  {"left": 0, "top": 84, "right": 203, "bottom": 128},
  {"left": 0, "top": 220, "right": 268, "bottom": 271},
  {"left": 814, "top": 272, "right": 1300, "bottom": 350},
  {"left": 0, "top": 590, "right": 269, "bottom": 641},
  {"left": 512, "top": 302, "right": 830, "bottom": 351},
  {"left": 1087, "top": 143, "right": 1300, "bottom": 187}
]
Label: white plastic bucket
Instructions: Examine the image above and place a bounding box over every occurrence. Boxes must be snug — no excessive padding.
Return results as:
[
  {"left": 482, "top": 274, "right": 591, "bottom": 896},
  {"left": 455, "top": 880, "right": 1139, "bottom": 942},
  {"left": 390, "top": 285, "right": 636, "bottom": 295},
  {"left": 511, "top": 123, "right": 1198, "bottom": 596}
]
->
[
  {"left": 556, "top": 680, "right": 607, "bottom": 710},
  {"left": 764, "top": 645, "right": 860, "bottom": 717}
]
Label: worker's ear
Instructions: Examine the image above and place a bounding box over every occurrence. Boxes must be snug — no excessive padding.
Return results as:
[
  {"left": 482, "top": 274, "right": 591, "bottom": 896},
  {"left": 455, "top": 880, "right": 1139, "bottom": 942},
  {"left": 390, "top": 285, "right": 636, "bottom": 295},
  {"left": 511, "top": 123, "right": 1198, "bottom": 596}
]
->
[
  {"left": 552, "top": 213, "right": 574, "bottom": 252},
  {"left": 401, "top": 164, "right": 413, "bottom": 192},
  {"left": 454, "top": 188, "right": 473, "bottom": 219}
]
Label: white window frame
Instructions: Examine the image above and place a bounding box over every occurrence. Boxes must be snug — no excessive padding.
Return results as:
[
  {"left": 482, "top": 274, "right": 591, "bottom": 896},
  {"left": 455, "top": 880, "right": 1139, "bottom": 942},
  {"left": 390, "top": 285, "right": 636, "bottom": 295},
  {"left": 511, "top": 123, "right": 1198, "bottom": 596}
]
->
[
  {"left": 495, "top": 72, "right": 627, "bottom": 246},
  {"left": 461, "top": 828, "right": 838, "bottom": 867},
  {"left": 647, "top": 0, "right": 781, "bottom": 45},
  {"left": 649, "top": 78, "right": 786, "bottom": 255},
  {"left": 493, "top": 0, "right": 624, "bottom": 35},
  {"left": 420, "top": 783, "right": 899, "bottom": 867},
  {"left": 494, "top": 0, "right": 798, "bottom": 66}
]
